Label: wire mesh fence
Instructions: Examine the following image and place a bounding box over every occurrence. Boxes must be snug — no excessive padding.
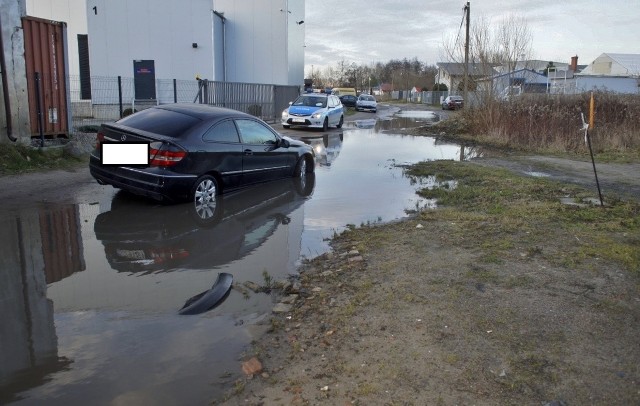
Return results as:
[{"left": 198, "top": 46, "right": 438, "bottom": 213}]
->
[{"left": 68, "top": 75, "right": 300, "bottom": 134}]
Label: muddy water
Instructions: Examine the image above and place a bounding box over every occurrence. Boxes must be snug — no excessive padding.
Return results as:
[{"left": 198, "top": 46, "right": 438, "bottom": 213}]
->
[{"left": 0, "top": 111, "right": 478, "bottom": 405}]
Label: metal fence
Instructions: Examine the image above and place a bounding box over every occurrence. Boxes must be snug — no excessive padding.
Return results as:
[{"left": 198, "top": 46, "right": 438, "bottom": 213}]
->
[
  {"left": 387, "top": 89, "right": 482, "bottom": 107},
  {"left": 68, "top": 75, "right": 300, "bottom": 133}
]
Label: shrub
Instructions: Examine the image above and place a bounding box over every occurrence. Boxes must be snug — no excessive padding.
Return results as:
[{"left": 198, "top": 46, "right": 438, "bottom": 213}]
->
[{"left": 464, "top": 92, "right": 640, "bottom": 155}]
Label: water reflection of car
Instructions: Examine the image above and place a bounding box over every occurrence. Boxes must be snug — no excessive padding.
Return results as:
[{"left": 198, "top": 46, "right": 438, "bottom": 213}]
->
[
  {"left": 89, "top": 104, "right": 314, "bottom": 205},
  {"left": 441, "top": 95, "right": 464, "bottom": 110},
  {"left": 94, "top": 176, "right": 314, "bottom": 274},
  {"left": 356, "top": 94, "right": 377, "bottom": 113},
  {"left": 339, "top": 95, "right": 357, "bottom": 108},
  {"left": 303, "top": 133, "right": 344, "bottom": 167},
  {"left": 281, "top": 93, "right": 344, "bottom": 131}
]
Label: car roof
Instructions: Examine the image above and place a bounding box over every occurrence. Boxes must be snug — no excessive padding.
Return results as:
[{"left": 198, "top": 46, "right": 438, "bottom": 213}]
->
[{"left": 153, "top": 103, "right": 252, "bottom": 121}]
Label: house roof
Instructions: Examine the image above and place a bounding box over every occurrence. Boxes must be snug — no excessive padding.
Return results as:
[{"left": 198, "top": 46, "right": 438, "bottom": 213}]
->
[
  {"left": 380, "top": 83, "right": 393, "bottom": 92},
  {"left": 437, "top": 62, "right": 498, "bottom": 77},
  {"left": 579, "top": 53, "right": 640, "bottom": 76},
  {"left": 488, "top": 68, "right": 546, "bottom": 80}
]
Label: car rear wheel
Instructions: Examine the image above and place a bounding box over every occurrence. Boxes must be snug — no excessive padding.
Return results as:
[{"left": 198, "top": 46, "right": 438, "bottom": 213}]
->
[
  {"left": 192, "top": 174, "right": 218, "bottom": 206},
  {"left": 283, "top": 124, "right": 290, "bottom": 129}
]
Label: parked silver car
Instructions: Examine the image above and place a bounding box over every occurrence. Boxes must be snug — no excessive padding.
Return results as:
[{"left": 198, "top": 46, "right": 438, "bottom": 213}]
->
[
  {"left": 356, "top": 94, "right": 377, "bottom": 113},
  {"left": 441, "top": 95, "right": 464, "bottom": 110}
]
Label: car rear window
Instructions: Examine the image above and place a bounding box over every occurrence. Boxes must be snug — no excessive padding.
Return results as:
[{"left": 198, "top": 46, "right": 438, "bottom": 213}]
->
[{"left": 117, "top": 108, "right": 201, "bottom": 138}]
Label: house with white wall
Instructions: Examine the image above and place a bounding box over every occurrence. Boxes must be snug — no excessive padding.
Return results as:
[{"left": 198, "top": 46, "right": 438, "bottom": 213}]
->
[{"left": 575, "top": 53, "right": 640, "bottom": 94}]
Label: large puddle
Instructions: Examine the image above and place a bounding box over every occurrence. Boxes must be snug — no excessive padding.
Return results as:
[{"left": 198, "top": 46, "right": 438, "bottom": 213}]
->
[{"left": 0, "top": 110, "right": 480, "bottom": 404}]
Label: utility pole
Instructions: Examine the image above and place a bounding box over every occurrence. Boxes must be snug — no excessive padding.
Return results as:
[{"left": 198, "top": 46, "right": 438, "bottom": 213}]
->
[{"left": 463, "top": 1, "right": 470, "bottom": 105}]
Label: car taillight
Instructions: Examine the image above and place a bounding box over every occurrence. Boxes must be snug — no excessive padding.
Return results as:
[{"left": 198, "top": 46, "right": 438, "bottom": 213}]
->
[
  {"left": 149, "top": 247, "right": 189, "bottom": 264},
  {"left": 149, "top": 142, "right": 187, "bottom": 167},
  {"left": 95, "top": 131, "right": 105, "bottom": 150}
]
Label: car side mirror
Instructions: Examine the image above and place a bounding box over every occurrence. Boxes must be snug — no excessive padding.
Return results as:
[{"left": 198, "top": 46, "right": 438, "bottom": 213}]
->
[
  {"left": 278, "top": 137, "right": 290, "bottom": 148},
  {"left": 288, "top": 101, "right": 293, "bottom": 105}
]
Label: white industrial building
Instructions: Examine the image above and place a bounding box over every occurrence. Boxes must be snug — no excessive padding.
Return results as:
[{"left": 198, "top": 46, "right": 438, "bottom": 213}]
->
[
  {"left": 26, "top": 0, "right": 304, "bottom": 86},
  {"left": 18, "top": 0, "right": 305, "bottom": 124}
]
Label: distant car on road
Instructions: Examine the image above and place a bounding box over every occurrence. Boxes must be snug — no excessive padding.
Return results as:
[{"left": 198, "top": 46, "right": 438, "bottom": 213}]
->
[
  {"left": 89, "top": 104, "right": 315, "bottom": 206},
  {"left": 356, "top": 94, "right": 377, "bottom": 113},
  {"left": 442, "top": 95, "right": 464, "bottom": 110},
  {"left": 281, "top": 93, "right": 344, "bottom": 131},
  {"left": 339, "top": 94, "right": 357, "bottom": 108}
]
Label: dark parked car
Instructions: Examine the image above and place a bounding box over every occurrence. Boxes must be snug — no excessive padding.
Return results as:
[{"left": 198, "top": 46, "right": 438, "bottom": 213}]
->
[
  {"left": 339, "top": 94, "right": 357, "bottom": 108},
  {"left": 89, "top": 104, "right": 315, "bottom": 205},
  {"left": 442, "top": 95, "right": 464, "bottom": 110}
]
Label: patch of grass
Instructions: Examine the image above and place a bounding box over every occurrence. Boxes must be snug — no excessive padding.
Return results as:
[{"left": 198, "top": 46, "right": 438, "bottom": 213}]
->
[
  {"left": 353, "top": 382, "right": 380, "bottom": 396},
  {"left": 0, "top": 142, "right": 85, "bottom": 175},
  {"left": 407, "top": 160, "right": 640, "bottom": 274}
]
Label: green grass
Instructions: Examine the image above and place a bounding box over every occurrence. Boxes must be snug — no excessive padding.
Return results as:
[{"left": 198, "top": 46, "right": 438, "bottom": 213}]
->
[
  {"left": 0, "top": 143, "right": 86, "bottom": 175},
  {"left": 406, "top": 160, "right": 640, "bottom": 274}
]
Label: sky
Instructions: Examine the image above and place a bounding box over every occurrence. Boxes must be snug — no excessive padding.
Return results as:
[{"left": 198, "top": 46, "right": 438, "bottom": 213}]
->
[{"left": 303, "top": 0, "right": 640, "bottom": 76}]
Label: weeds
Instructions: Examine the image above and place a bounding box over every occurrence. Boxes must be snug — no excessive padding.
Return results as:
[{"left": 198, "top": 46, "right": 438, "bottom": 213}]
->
[
  {"left": 0, "top": 142, "right": 85, "bottom": 175},
  {"left": 407, "top": 160, "right": 640, "bottom": 273},
  {"left": 459, "top": 92, "right": 640, "bottom": 157}
]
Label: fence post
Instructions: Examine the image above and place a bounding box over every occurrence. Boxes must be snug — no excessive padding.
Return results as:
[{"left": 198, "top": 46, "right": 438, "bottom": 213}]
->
[
  {"left": 203, "top": 80, "right": 209, "bottom": 104},
  {"left": 35, "top": 72, "right": 45, "bottom": 147},
  {"left": 173, "top": 79, "right": 177, "bottom": 103},
  {"left": 118, "top": 76, "right": 123, "bottom": 118}
]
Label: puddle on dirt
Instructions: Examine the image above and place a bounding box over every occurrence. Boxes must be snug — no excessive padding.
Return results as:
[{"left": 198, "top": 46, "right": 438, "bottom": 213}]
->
[
  {"left": 0, "top": 114, "right": 479, "bottom": 405},
  {"left": 525, "top": 171, "right": 551, "bottom": 177}
]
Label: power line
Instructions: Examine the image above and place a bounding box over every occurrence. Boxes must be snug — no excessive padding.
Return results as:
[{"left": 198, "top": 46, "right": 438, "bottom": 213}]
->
[{"left": 454, "top": 4, "right": 466, "bottom": 51}]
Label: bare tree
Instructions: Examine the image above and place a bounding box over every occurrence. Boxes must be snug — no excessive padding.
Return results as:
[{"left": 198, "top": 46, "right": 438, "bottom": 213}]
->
[
  {"left": 440, "top": 12, "right": 533, "bottom": 97},
  {"left": 496, "top": 14, "right": 533, "bottom": 72}
]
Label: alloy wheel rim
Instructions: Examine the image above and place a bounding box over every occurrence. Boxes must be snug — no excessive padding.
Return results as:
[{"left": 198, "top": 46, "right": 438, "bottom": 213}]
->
[{"left": 194, "top": 179, "right": 217, "bottom": 219}]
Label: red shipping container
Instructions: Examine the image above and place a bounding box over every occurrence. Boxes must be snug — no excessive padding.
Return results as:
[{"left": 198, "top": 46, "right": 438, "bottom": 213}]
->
[{"left": 22, "top": 16, "right": 69, "bottom": 138}]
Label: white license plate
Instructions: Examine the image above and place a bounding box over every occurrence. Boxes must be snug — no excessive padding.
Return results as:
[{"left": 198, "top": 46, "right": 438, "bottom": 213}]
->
[
  {"left": 116, "top": 249, "right": 146, "bottom": 260},
  {"left": 292, "top": 118, "right": 306, "bottom": 123}
]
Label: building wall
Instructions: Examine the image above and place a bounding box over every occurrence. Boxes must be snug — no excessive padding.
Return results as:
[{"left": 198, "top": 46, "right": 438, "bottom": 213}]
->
[
  {"left": 0, "top": 0, "right": 31, "bottom": 143},
  {"left": 85, "top": 0, "right": 215, "bottom": 81},
  {"left": 213, "top": 0, "right": 304, "bottom": 86},
  {"left": 576, "top": 76, "right": 639, "bottom": 94}
]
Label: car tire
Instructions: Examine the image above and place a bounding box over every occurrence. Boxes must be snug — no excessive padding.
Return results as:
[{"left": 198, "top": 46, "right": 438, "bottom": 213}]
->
[
  {"left": 336, "top": 115, "right": 344, "bottom": 128},
  {"left": 192, "top": 174, "right": 218, "bottom": 205},
  {"left": 292, "top": 172, "right": 315, "bottom": 197},
  {"left": 322, "top": 118, "right": 329, "bottom": 132},
  {"left": 283, "top": 124, "right": 290, "bottom": 129},
  {"left": 294, "top": 156, "right": 310, "bottom": 178}
]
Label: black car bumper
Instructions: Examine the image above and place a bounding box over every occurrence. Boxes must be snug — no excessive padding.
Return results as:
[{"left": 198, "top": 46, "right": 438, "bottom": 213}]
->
[{"left": 89, "top": 154, "right": 197, "bottom": 201}]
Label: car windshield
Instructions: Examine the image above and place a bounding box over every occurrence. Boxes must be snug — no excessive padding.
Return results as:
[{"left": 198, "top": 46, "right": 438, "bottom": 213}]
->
[
  {"left": 360, "top": 95, "right": 375, "bottom": 101},
  {"left": 293, "top": 96, "right": 327, "bottom": 108},
  {"left": 451, "top": 96, "right": 463, "bottom": 101}
]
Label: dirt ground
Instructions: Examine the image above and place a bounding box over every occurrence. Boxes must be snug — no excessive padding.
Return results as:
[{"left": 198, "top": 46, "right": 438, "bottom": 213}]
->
[{"left": 218, "top": 153, "right": 640, "bottom": 405}]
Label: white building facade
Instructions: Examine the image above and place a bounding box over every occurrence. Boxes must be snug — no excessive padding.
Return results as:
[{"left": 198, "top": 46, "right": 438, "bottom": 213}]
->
[
  {"left": 576, "top": 53, "right": 640, "bottom": 94},
  {"left": 84, "top": 0, "right": 304, "bottom": 86}
]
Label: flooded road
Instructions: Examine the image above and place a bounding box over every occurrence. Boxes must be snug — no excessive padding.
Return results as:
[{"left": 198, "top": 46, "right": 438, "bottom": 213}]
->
[{"left": 0, "top": 109, "right": 478, "bottom": 404}]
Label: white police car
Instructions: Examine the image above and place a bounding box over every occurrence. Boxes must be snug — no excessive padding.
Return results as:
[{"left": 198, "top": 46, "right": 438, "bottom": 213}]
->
[{"left": 282, "top": 93, "right": 344, "bottom": 131}]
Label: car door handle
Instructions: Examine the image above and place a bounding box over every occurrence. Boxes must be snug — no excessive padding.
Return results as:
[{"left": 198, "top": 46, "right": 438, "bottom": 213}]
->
[{"left": 244, "top": 149, "right": 253, "bottom": 155}]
